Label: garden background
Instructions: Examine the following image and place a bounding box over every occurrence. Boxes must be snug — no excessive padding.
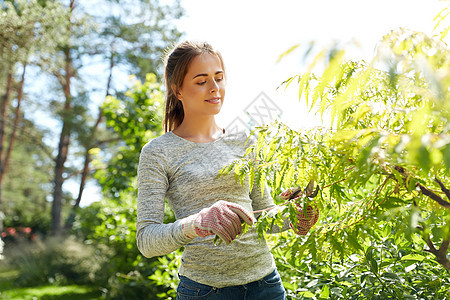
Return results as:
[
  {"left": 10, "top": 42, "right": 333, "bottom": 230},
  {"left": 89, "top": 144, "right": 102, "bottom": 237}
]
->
[{"left": 0, "top": 0, "right": 449, "bottom": 299}]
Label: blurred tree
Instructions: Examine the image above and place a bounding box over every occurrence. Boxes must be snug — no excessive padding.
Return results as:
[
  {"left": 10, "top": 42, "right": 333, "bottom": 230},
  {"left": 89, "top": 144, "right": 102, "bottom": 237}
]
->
[
  {"left": 95, "top": 73, "right": 164, "bottom": 198},
  {"left": 71, "top": 74, "right": 169, "bottom": 298},
  {"left": 0, "top": 0, "right": 183, "bottom": 236},
  {"left": 63, "top": 0, "right": 183, "bottom": 230},
  {"left": 95, "top": 0, "right": 184, "bottom": 81},
  {"left": 0, "top": 0, "right": 70, "bottom": 238},
  {"left": 17, "top": 0, "right": 184, "bottom": 235},
  {"left": 2, "top": 119, "right": 54, "bottom": 235}
]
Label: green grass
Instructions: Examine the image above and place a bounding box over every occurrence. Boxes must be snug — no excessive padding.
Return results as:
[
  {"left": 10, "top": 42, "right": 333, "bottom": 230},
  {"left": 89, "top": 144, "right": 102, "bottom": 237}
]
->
[{"left": 0, "top": 269, "right": 102, "bottom": 300}]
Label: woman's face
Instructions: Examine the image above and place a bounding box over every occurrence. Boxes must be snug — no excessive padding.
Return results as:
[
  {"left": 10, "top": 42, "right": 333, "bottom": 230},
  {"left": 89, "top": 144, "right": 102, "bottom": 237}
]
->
[{"left": 175, "top": 53, "right": 226, "bottom": 118}]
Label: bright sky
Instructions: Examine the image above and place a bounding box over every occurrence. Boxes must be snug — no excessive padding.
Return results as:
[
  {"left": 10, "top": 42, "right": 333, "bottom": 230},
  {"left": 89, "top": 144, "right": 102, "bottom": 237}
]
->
[
  {"left": 79, "top": 0, "right": 446, "bottom": 206},
  {"left": 176, "top": 0, "right": 445, "bottom": 131}
]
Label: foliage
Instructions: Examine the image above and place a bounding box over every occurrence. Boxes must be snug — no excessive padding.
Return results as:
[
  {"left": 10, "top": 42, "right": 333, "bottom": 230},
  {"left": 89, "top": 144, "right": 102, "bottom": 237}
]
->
[
  {"left": 105, "top": 250, "right": 181, "bottom": 300},
  {"left": 0, "top": 236, "right": 105, "bottom": 287},
  {"left": 95, "top": 73, "right": 164, "bottom": 198},
  {"left": 92, "top": 0, "right": 184, "bottom": 81},
  {"left": 1, "top": 0, "right": 184, "bottom": 235},
  {"left": 0, "top": 0, "right": 70, "bottom": 66},
  {"left": 1, "top": 0, "right": 182, "bottom": 297},
  {"left": 85, "top": 71, "right": 182, "bottom": 298},
  {"left": 1, "top": 118, "right": 54, "bottom": 233},
  {"left": 270, "top": 233, "right": 450, "bottom": 299},
  {"left": 72, "top": 192, "right": 180, "bottom": 299},
  {"left": 73, "top": 193, "right": 140, "bottom": 277},
  {"left": 220, "top": 15, "right": 450, "bottom": 299}
]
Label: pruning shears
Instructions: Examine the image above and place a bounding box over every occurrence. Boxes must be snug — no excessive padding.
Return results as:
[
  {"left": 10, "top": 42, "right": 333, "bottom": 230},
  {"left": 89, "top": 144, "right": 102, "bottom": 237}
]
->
[{"left": 289, "top": 179, "right": 320, "bottom": 200}]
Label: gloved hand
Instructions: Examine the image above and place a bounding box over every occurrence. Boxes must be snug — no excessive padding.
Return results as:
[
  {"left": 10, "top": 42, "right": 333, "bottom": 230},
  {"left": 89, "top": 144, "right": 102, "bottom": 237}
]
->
[
  {"left": 279, "top": 188, "right": 319, "bottom": 236},
  {"left": 290, "top": 204, "right": 319, "bottom": 235},
  {"left": 181, "top": 200, "right": 255, "bottom": 244}
]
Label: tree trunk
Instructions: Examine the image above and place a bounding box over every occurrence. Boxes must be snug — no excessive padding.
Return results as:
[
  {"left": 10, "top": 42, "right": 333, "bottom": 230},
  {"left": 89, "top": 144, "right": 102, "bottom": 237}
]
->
[
  {"left": 0, "top": 64, "right": 26, "bottom": 236},
  {"left": 51, "top": 0, "right": 76, "bottom": 236},
  {"left": 1, "top": 64, "right": 26, "bottom": 184},
  {"left": 0, "top": 67, "right": 13, "bottom": 235},
  {"left": 64, "top": 147, "right": 90, "bottom": 230},
  {"left": 65, "top": 47, "right": 114, "bottom": 230},
  {"left": 0, "top": 185, "right": 3, "bottom": 235},
  {"left": 51, "top": 48, "right": 72, "bottom": 236},
  {"left": 0, "top": 70, "right": 13, "bottom": 178}
]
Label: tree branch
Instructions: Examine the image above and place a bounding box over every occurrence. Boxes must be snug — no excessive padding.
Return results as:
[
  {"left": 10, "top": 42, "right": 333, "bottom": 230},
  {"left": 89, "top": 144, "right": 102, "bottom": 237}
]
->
[
  {"left": 435, "top": 177, "right": 450, "bottom": 201},
  {"left": 418, "top": 226, "right": 450, "bottom": 270},
  {"left": 417, "top": 183, "right": 450, "bottom": 208}
]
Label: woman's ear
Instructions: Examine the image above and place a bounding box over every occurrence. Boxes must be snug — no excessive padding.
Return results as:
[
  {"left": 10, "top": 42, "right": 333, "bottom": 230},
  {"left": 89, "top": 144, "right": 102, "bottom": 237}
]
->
[{"left": 171, "top": 84, "right": 182, "bottom": 101}]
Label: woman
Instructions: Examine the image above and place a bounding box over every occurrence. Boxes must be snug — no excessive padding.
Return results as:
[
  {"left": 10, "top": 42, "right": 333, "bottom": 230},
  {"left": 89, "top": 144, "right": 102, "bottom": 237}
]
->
[{"left": 136, "top": 40, "right": 317, "bottom": 299}]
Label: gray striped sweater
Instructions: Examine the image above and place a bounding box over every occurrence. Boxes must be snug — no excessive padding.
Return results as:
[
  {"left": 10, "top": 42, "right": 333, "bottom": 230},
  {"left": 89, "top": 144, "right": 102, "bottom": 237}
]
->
[{"left": 136, "top": 130, "right": 276, "bottom": 288}]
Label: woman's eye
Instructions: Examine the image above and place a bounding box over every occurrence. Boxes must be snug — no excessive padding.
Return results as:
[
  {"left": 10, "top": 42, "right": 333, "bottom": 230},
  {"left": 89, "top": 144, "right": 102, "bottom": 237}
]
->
[{"left": 197, "top": 81, "right": 206, "bottom": 85}]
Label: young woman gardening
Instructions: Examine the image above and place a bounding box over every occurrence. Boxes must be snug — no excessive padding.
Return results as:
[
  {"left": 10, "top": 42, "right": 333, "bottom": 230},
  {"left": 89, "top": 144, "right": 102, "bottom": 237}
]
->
[{"left": 136, "top": 40, "right": 319, "bottom": 300}]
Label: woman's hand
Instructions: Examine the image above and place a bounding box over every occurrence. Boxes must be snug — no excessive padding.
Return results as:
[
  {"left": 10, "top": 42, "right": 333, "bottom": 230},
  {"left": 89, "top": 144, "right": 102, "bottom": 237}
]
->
[
  {"left": 289, "top": 204, "right": 319, "bottom": 235},
  {"left": 181, "top": 200, "right": 255, "bottom": 243},
  {"left": 279, "top": 188, "right": 319, "bottom": 236}
]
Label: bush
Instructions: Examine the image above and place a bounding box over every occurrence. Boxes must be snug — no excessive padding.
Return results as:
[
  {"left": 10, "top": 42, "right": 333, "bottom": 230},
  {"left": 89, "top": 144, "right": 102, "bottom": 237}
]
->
[
  {"left": 1, "top": 235, "right": 106, "bottom": 287},
  {"left": 268, "top": 232, "right": 450, "bottom": 299},
  {"left": 72, "top": 193, "right": 180, "bottom": 299}
]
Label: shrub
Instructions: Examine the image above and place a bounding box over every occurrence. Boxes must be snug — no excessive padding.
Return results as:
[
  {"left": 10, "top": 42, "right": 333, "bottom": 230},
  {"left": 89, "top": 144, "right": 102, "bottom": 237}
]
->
[
  {"left": 268, "top": 232, "right": 450, "bottom": 299},
  {"left": 1, "top": 235, "right": 105, "bottom": 287},
  {"left": 73, "top": 193, "right": 180, "bottom": 299}
]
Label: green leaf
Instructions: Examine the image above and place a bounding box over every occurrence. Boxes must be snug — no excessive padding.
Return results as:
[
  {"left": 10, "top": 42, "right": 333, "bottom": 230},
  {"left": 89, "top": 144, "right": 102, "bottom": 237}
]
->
[
  {"left": 381, "top": 272, "right": 400, "bottom": 281},
  {"left": 370, "top": 257, "right": 378, "bottom": 274},
  {"left": 213, "top": 235, "right": 222, "bottom": 246},
  {"left": 400, "top": 254, "right": 425, "bottom": 262},
  {"left": 347, "top": 231, "right": 363, "bottom": 253},
  {"left": 365, "top": 247, "right": 378, "bottom": 274},
  {"left": 298, "top": 290, "right": 315, "bottom": 298},
  {"left": 276, "top": 44, "right": 300, "bottom": 63},
  {"left": 249, "top": 167, "right": 255, "bottom": 192},
  {"left": 320, "top": 284, "right": 330, "bottom": 298},
  {"left": 296, "top": 72, "right": 312, "bottom": 105}
]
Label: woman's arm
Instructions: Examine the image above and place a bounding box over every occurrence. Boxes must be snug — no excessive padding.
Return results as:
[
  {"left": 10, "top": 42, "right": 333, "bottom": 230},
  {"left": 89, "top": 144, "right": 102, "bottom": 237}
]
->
[
  {"left": 136, "top": 143, "right": 191, "bottom": 258},
  {"left": 136, "top": 219, "right": 191, "bottom": 258}
]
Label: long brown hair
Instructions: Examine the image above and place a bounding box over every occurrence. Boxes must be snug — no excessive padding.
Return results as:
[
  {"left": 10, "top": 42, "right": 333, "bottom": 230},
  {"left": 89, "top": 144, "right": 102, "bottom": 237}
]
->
[{"left": 163, "top": 41, "right": 225, "bottom": 132}]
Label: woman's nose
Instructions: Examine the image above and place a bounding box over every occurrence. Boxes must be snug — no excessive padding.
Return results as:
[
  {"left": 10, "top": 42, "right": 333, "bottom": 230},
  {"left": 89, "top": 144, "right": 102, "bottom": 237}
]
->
[{"left": 210, "top": 80, "right": 219, "bottom": 93}]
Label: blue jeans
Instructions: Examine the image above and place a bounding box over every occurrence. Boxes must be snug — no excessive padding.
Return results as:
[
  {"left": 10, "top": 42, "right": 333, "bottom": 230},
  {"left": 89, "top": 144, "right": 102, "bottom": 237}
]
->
[{"left": 176, "top": 269, "right": 286, "bottom": 300}]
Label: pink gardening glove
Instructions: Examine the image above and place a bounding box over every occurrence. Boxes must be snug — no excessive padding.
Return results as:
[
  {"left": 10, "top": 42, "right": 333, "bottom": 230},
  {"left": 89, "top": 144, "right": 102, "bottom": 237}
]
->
[
  {"left": 279, "top": 188, "right": 319, "bottom": 236},
  {"left": 290, "top": 204, "right": 319, "bottom": 235},
  {"left": 181, "top": 200, "right": 255, "bottom": 244}
]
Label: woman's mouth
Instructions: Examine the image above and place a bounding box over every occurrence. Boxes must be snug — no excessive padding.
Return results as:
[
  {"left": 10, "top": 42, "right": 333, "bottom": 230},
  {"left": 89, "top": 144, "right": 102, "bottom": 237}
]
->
[{"left": 206, "top": 97, "right": 221, "bottom": 104}]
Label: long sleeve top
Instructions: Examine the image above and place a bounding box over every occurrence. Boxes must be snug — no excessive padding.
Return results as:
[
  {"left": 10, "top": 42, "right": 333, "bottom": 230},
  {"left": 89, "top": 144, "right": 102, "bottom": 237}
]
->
[{"left": 136, "top": 130, "right": 277, "bottom": 288}]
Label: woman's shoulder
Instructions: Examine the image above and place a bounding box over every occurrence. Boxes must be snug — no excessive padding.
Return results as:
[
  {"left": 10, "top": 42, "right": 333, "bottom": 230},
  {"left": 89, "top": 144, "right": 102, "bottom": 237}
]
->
[
  {"left": 141, "top": 132, "right": 175, "bottom": 154},
  {"left": 224, "top": 129, "right": 256, "bottom": 146}
]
